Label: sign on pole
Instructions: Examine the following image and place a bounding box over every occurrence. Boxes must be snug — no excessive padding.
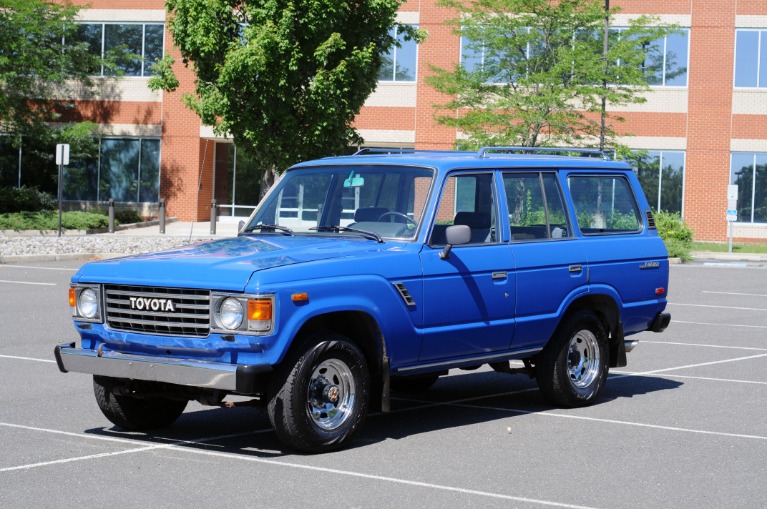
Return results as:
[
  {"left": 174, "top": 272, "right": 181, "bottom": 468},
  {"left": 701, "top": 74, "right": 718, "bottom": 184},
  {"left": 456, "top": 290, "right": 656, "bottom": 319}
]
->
[{"left": 56, "top": 144, "right": 70, "bottom": 166}]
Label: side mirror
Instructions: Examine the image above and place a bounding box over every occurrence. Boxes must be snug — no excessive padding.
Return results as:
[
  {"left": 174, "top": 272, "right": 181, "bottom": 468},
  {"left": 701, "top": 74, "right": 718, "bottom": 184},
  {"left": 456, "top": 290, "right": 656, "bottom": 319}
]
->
[
  {"left": 238, "top": 220, "right": 245, "bottom": 233},
  {"left": 440, "top": 224, "right": 471, "bottom": 260}
]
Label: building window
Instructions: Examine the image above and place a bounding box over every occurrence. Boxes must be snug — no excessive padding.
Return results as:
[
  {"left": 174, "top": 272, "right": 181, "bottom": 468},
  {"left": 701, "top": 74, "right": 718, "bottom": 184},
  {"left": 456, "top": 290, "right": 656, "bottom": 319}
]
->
[
  {"left": 461, "top": 28, "right": 689, "bottom": 87},
  {"left": 378, "top": 25, "right": 418, "bottom": 82},
  {"left": 611, "top": 28, "right": 689, "bottom": 86},
  {"left": 62, "top": 138, "right": 161, "bottom": 203},
  {"left": 70, "top": 23, "right": 164, "bottom": 77},
  {"left": 634, "top": 150, "right": 685, "bottom": 214},
  {"left": 730, "top": 153, "right": 767, "bottom": 223},
  {"left": 734, "top": 30, "right": 767, "bottom": 88}
]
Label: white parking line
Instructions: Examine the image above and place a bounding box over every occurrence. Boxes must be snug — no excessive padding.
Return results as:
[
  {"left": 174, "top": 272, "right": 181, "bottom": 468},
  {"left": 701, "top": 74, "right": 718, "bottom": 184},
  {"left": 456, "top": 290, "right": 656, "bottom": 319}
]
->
[
  {"left": 673, "top": 319, "right": 767, "bottom": 330},
  {"left": 670, "top": 303, "right": 767, "bottom": 312},
  {"left": 635, "top": 353, "right": 767, "bottom": 375},
  {"left": 637, "top": 340, "right": 767, "bottom": 351},
  {"left": 0, "top": 265, "right": 78, "bottom": 271},
  {"left": 0, "top": 354, "right": 56, "bottom": 363},
  {"left": 0, "top": 279, "right": 55, "bottom": 286},
  {"left": 703, "top": 290, "right": 767, "bottom": 298},
  {"left": 611, "top": 371, "right": 767, "bottom": 386},
  {"left": 0, "top": 422, "right": 599, "bottom": 509}
]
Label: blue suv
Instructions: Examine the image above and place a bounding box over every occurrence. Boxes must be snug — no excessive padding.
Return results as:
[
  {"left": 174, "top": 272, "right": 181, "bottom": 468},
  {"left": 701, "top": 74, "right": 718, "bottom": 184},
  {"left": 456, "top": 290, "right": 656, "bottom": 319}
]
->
[{"left": 56, "top": 147, "right": 671, "bottom": 452}]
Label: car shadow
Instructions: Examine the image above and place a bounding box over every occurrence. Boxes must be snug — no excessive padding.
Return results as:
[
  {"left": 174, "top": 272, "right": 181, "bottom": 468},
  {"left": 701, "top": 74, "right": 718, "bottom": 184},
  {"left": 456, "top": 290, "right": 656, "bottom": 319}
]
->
[{"left": 83, "top": 370, "right": 682, "bottom": 456}]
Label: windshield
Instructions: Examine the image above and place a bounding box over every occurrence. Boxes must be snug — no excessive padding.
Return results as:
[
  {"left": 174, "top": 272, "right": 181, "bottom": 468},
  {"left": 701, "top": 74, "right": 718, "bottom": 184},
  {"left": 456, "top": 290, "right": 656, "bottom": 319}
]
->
[{"left": 245, "top": 164, "right": 434, "bottom": 240}]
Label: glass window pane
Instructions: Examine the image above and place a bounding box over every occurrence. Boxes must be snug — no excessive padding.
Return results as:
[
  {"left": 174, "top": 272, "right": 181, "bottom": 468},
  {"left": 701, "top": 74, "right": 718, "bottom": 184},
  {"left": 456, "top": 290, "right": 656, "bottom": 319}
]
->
[
  {"left": 143, "top": 24, "right": 164, "bottom": 77},
  {"left": 735, "top": 31, "right": 759, "bottom": 87},
  {"left": 636, "top": 151, "right": 661, "bottom": 210},
  {"left": 730, "top": 153, "right": 754, "bottom": 222},
  {"left": 73, "top": 24, "right": 103, "bottom": 75},
  {"left": 394, "top": 28, "right": 417, "bottom": 82},
  {"left": 568, "top": 176, "right": 641, "bottom": 234},
  {"left": 378, "top": 28, "right": 396, "bottom": 81},
  {"left": 542, "top": 174, "right": 569, "bottom": 237},
  {"left": 664, "top": 31, "right": 688, "bottom": 86},
  {"left": 100, "top": 139, "right": 139, "bottom": 202},
  {"left": 660, "top": 151, "right": 684, "bottom": 213},
  {"left": 754, "top": 154, "right": 767, "bottom": 223},
  {"left": 760, "top": 32, "right": 767, "bottom": 88},
  {"left": 104, "top": 24, "right": 143, "bottom": 77},
  {"left": 139, "top": 139, "right": 160, "bottom": 202},
  {"left": 64, "top": 153, "right": 99, "bottom": 201},
  {"left": 0, "top": 136, "right": 18, "bottom": 188},
  {"left": 461, "top": 35, "right": 483, "bottom": 73},
  {"left": 642, "top": 37, "right": 664, "bottom": 86}
]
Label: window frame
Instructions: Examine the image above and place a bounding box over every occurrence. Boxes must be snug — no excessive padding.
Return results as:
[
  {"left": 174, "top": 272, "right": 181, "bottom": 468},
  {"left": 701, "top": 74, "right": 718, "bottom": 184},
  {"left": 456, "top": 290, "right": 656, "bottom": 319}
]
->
[
  {"left": 734, "top": 29, "right": 766, "bottom": 88},
  {"left": 70, "top": 22, "right": 165, "bottom": 78}
]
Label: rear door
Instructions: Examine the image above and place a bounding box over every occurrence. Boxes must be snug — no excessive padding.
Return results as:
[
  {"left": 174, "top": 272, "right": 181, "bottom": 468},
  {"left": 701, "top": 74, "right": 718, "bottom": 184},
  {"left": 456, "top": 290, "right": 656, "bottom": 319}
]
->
[{"left": 504, "top": 171, "right": 589, "bottom": 350}]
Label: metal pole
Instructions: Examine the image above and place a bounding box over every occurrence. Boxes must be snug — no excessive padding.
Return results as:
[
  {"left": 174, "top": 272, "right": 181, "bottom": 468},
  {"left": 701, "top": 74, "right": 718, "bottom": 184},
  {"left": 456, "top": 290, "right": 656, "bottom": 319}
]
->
[
  {"left": 108, "top": 199, "right": 115, "bottom": 233},
  {"left": 159, "top": 199, "right": 166, "bottom": 234},
  {"left": 210, "top": 198, "right": 217, "bottom": 234},
  {"left": 600, "top": 0, "right": 610, "bottom": 152},
  {"left": 728, "top": 220, "right": 733, "bottom": 254},
  {"left": 58, "top": 163, "right": 63, "bottom": 237}
]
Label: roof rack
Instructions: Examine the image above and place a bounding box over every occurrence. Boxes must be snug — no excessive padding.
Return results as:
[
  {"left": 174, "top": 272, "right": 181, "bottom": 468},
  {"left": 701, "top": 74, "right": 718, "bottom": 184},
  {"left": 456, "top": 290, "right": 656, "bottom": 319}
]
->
[
  {"left": 476, "top": 146, "right": 611, "bottom": 160},
  {"left": 353, "top": 148, "right": 416, "bottom": 156}
]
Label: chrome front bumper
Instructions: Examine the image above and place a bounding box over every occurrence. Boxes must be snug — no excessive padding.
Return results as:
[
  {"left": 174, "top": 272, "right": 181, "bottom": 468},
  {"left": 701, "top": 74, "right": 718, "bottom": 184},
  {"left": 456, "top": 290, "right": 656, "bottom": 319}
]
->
[{"left": 54, "top": 342, "right": 271, "bottom": 394}]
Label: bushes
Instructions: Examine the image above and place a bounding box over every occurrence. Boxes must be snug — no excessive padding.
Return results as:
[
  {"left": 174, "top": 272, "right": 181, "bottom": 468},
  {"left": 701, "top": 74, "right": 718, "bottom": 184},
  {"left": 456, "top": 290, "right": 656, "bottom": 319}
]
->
[
  {"left": 654, "top": 210, "right": 694, "bottom": 261},
  {"left": 0, "top": 187, "right": 57, "bottom": 213},
  {"left": 0, "top": 211, "right": 110, "bottom": 231}
]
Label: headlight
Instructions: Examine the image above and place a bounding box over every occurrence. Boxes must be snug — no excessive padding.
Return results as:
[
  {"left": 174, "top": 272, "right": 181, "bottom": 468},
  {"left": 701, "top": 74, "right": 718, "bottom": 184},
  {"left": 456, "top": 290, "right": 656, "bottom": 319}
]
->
[
  {"left": 70, "top": 285, "right": 102, "bottom": 322},
  {"left": 79, "top": 288, "right": 99, "bottom": 319},
  {"left": 211, "top": 293, "right": 274, "bottom": 335},
  {"left": 219, "top": 297, "right": 244, "bottom": 330}
]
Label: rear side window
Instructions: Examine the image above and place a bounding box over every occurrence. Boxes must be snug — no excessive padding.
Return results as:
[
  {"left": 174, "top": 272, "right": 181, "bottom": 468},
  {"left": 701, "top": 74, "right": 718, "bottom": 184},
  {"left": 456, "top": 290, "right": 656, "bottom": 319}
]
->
[
  {"left": 568, "top": 175, "right": 641, "bottom": 234},
  {"left": 503, "top": 173, "right": 570, "bottom": 241}
]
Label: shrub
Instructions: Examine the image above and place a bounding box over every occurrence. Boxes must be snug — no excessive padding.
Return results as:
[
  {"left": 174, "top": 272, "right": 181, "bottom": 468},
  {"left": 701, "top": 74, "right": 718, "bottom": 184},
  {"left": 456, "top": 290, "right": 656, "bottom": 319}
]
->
[
  {"left": 0, "top": 211, "right": 110, "bottom": 231},
  {"left": 114, "top": 209, "right": 143, "bottom": 224},
  {"left": 0, "top": 186, "right": 57, "bottom": 213},
  {"left": 654, "top": 210, "right": 694, "bottom": 261}
]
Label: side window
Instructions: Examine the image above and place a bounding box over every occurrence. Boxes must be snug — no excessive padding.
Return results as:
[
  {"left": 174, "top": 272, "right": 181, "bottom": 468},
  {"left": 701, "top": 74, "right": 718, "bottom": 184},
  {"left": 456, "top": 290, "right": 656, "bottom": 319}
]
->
[
  {"left": 568, "top": 175, "right": 641, "bottom": 234},
  {"left": 430, "top": 173, "right": 496, "bottom": 245},
  {"left": 504, "top": 173, "right": 570, "bottom": 241}
]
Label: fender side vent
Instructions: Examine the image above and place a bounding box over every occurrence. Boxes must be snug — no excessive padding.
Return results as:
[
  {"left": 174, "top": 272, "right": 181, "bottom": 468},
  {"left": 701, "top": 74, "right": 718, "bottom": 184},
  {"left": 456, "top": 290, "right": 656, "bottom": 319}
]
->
[
  {"left": 646, "top": 211, "right": 657, "bottom": 229},
  {"left": 393, "top": 282, "right": 416, "bottom": 307}
]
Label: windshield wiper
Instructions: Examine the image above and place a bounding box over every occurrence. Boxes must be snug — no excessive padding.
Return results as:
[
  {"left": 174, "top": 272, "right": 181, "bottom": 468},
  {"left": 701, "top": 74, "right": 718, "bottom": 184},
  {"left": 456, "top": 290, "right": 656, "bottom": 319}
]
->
[
  {"left": 240, "top": 223, "right": 294, "bottom": 235},
  {"left": 310, "top": 225, "right": 384, "bottom": 243}
]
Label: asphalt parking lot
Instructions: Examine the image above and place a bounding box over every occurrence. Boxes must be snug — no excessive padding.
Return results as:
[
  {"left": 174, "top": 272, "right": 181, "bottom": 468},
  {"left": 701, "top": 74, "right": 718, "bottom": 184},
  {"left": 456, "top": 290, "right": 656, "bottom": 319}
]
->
[{"left": 1, "top": 259, "right": 765, "bottom": 508}]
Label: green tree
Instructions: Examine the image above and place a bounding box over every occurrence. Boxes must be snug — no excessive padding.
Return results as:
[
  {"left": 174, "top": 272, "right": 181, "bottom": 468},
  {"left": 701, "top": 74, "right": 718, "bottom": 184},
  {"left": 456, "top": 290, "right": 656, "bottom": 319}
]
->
[
  {"left": 150, "top": 0, "right": 414, "bottom": 196},
  {"left": 427, "top": 0, "right": 676, "bottom": 150},
  {"left": 0, "top": 0, "right": 102, "bottom": 192},
  {"left": 0, "top": 0, "right": 101, "bottom": 139}
]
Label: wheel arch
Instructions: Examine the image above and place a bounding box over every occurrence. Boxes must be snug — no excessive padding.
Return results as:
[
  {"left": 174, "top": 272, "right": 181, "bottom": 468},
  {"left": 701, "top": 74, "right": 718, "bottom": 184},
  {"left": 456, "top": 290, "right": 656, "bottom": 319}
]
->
[
  {"left": 561, "top": 293, "right": 625, "bottom": 367},
  {"left": 287, "top": 311, "right": 387, "bottom": 411}
]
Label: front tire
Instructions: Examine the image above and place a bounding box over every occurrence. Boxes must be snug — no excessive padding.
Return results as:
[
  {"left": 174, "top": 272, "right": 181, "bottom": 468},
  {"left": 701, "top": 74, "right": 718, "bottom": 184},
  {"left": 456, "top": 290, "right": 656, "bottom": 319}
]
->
[
  {"left": 267, "top": 332, "right": 370, "bottom": 453},
  {"left": 93, "top": 376, "right": 188, "bottom": 430},
  {"left": 535, "top": 311, "right": 609, "bottom": 407}
]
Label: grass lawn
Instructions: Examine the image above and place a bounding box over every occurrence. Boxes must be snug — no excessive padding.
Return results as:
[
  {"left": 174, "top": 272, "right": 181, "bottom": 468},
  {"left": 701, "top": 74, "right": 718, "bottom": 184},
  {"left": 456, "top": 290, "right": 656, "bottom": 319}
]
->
[{"left": 692, "top": 241, "right": 767, "bottom": 254}]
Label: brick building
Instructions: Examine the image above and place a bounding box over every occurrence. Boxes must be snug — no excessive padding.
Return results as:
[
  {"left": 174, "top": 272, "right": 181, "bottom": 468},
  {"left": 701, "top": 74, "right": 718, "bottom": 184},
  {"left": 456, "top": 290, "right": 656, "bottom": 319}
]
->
[{"left": 2, "top": 0, "right": 766, "bottom": 242}]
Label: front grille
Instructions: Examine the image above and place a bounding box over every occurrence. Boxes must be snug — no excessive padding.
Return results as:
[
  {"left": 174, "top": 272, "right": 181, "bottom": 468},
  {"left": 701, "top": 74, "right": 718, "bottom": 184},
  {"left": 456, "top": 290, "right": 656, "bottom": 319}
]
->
[{"left": 104, "top": 285, "right": 210, "bottom": 337}]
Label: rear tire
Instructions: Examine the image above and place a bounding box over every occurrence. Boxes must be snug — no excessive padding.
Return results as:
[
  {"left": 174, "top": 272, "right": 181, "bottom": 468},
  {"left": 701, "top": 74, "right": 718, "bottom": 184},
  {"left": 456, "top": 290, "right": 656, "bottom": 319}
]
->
[
  {"left": 267, "top": 332, "right": 370, "bottom": 453},
  {"left": 93, "top": 376, "right": 187, "bottom": 430},
  {"left": 535, "top": 311, "right": 609, "bottom": 407}
]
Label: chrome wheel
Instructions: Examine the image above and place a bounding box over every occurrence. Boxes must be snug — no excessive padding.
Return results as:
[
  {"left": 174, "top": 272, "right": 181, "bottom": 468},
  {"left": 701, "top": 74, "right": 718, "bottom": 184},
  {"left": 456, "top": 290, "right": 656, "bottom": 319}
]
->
[
  {"left": 567, "top": 330, "right": 600, "bottom": 389},
  {"left": 307, "top": 358, "right": 356, "bottom": 430}
]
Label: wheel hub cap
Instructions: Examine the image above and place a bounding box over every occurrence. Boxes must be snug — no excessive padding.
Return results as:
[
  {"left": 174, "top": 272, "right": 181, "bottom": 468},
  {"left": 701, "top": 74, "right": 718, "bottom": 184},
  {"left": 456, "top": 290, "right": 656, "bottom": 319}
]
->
[
  {"left": 567, "top": 330, "right": 600, "bottom": 389},
  {"left": 306, "top": 359, "right": 355, "bottom": 430}
]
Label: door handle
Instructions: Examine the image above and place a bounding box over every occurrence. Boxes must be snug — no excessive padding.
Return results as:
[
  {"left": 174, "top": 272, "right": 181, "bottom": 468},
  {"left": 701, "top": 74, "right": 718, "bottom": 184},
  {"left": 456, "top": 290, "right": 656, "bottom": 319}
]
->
[
  {"left": 569, "top": 265, "right": 583, "bottom": 274},
  {"left": 492, "top": 271, "right": 507, "bottom": 280}
]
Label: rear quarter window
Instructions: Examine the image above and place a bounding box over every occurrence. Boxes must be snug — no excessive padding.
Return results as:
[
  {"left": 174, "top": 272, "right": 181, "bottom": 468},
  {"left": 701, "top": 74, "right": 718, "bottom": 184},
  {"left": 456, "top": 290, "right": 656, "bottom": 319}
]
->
[{"left": 567, "top": 175, "right": 641, "bottom": 235}]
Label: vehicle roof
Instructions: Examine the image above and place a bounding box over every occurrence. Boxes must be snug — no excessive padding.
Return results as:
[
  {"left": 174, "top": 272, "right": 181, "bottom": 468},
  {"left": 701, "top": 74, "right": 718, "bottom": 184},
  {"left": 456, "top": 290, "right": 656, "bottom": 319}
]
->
[{"left": 290, "top": 149, "right": 633, "bottom": 172}]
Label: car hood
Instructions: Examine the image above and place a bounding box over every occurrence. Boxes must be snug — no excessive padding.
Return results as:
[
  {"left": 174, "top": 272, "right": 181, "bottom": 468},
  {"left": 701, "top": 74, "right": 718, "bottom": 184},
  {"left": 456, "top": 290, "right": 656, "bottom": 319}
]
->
[{"left": 73, "top": 235, "right": 400, "bottom": 292}]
